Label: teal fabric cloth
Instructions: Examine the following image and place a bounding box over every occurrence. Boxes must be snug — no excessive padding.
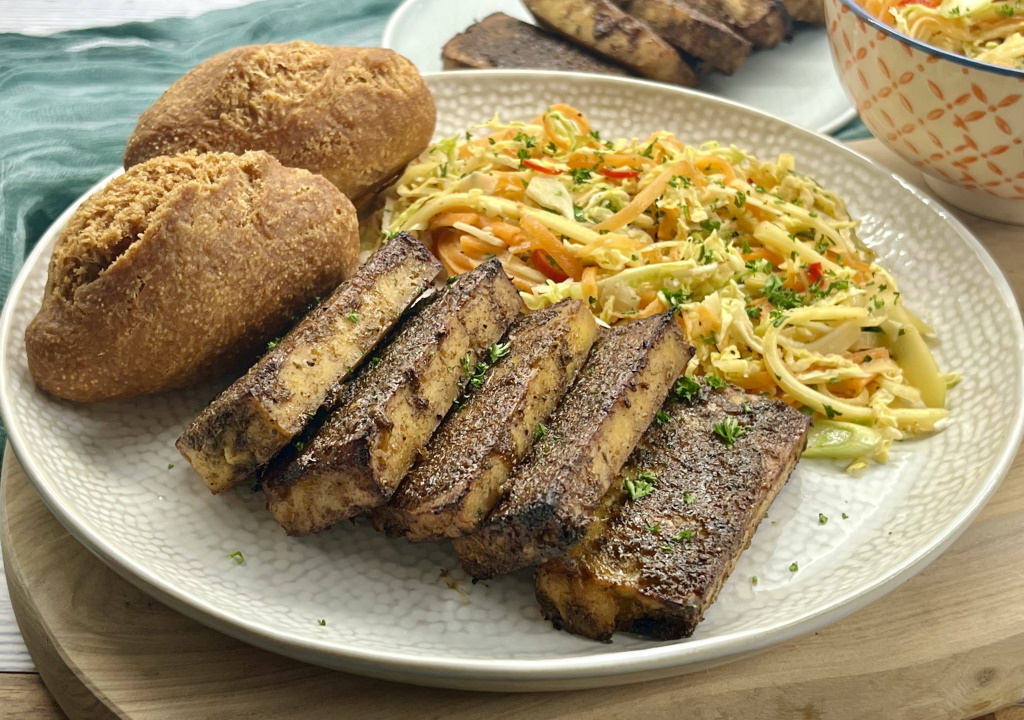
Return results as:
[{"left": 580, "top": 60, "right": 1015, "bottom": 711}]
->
[{"left": 0, "top": 1, "right": 869, "bottom": 453}]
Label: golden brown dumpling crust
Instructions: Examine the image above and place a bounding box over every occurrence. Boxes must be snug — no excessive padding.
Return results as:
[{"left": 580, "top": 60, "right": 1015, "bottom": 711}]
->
[
  {"left": 26, "top": 150, "right": 359, "bottom": 402},
  {"left": 122, "top": 42, "right": 436, "bottom": 207}
]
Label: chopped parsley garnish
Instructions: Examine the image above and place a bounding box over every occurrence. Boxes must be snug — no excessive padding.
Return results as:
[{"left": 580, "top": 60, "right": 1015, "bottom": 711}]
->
[
  {"left": 266, "top": 338, "right": 281, "bottom": 351},
  {"left": 346, "top": 311, "right": 360, "bottom": 323},
  {"left": 228, "top": 551, "right": 245, "bottom": 565},
  {"left": 999, "top": 3, "right": 1015, "bottom": 15},
  {"left": 368, "top": 357, "right": 382, "bottom": 367},
  {"left": 699, "top": 219, "right": 721, "bottom": 235},
  {"left": 734, "top": 191, "right": 747, "bottom": 209},
  {"left": 654, "top": 410, "right": 671, "bottom": 425},
  {"left": 570, "top": 168, "right": 592, "bottom": 184},
  {"left": 661, "top": 288, "right": 690, "bottom": 309},
  {"left": 645, "top": 523, "right": 661, "bottom": 534},
  {"left": 167, "top": 463, "right": 174, "bottom": 470},
  {"left": 513, "top": 131, "right": 536, "bottom": 148},
  {"left": 533, "top": 423, "right": 549, "bottom": 441},
  {"left": 789, "top": 562, "right": 799, "bottom": 572},
  {"left": 823, "top": 404, "right": 842, "bottom": 419},
  {"left": 671, "top": 529, "right": 695, "bottom": 542},
  {"left": 624, "top": 471, "right": 658, "bottom": 501},
  {"left": 751, "top": 576, "right": 759, "bottom": 586},
  {"left": 683, "top": 491, "right": 696, "bottom": 504},
  {"left": 746, "top": 305, "right": 762, "bottom": 320},
  {"left": 294, "top": 441, "right": 305, "bottom": 453},
  {"left": 705, "top": 374, "right": 726, "bottom": 389},
  {"left": 819, "top": 513, "right": 828, "bottom": 525},
  {"left": 572, "top": 204, "right": 588, "bottom": 222},
  {"left": 317, "top": 619, "right": 326, "bottom": 626},
  {"left": 671, "top": 375, "right": 702, "bottom": 403},
  {"left": 713, "top": 416, "right": 747, "bottom": 448},
  {"left": 763, "top": 274, "right": 803, "bottom": 310},
  {"left": 488, "top": 341, "right": 511, "bottom": 364},
  {"left": 842, "top": 512, "right": 849, "bottom": 519}
]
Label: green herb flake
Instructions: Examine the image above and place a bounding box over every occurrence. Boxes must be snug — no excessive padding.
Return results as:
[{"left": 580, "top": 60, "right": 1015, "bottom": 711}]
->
[
  {"left": 705, "top": 374, "right": 726, "bottom": 389},
  {"left": 317, "top": 619, "right": 326, "bottom": 626},
  {"left": 369, "top": 357, "right": 382, "bottom": 368},
  {"left": 713, "top": 416, "right": 747, "bottom": 448},
  {"left": 734, "top": 191, "right": 747, "bottom": 209},
  {"left": 645, "top": 522, "right": 661, "bottom": 534},
  {"left": 294, "top": 441, "right": 306, "bottom": 453},
  {"left": 346, "top": 311, "right": 360, "bottom": 323},
  {"left": 672, "top": 529, "right": 695, "bottom": 542},
  {"left": 672, "top": 375, "right": 702, "bottom": 403},
  {"left": 842, "top": 512, "right": 850, "bottom": 519},
  {"left": 228, "top": 551, "right": 245, "bottom": 565},
  {"left": 751, "top": 576, "right": 759, "bottom": 585},
  {"left": 683, "top": 491, "right": 696, "bottom": 504},
  {"left": 624, "top": 472, "right": 658, "bottom": 501},
  {"left": 789, "top": 562, "right": 799, "bottom": 572},
  {"left": 533, "top": 423, "right": 549, "bottom": 441},
  {"left": 266, "top": 338, "right": 281, "bottom": 351},
  {"left": 819, "top": 513, "right": 828, "bottom": 525},
  {"left": 654, "top": 410, "right": 671, "bottom": 425},
  {"left": 167, "top": 463, "right": 174, "bottom": 470},
  {"left": 489, "top": 341, "right": 511, "bottom": 364},
  {"left": 823, "top": 404, "right": 842, "bottom": 420}
]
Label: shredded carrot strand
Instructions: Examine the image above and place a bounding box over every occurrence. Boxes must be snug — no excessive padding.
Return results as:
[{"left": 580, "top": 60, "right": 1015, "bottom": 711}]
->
[{"left": 520, "top": 215, "right": 584, "bottom": 281}]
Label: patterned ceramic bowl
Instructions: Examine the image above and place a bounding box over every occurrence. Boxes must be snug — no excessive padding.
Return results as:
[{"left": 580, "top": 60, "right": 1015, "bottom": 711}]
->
[{"left": 825, "top": 0, "right": 1024, "bottom": 224}]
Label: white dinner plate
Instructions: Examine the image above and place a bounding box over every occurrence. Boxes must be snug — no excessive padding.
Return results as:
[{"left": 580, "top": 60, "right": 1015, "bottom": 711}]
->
[
  {"left": 2, "top": 71, "right": 1022, "bottom": 692},
  {"left": 382, "top": 0, "right": 859, "bottom": 135}
]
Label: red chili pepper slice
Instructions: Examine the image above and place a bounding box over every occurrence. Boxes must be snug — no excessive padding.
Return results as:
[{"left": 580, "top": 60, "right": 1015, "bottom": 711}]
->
[
  {"left": 532, "top": 250, "right": 569, "bottom": 282},
  {"left": 599, "top": 167, "right": 640, "bottom": 180},
  {"left": 807, "top": 262, "right": 824, "bottom": 282},
  {"left": 522, "top": 159, "right": 561, "bottom": 175}
]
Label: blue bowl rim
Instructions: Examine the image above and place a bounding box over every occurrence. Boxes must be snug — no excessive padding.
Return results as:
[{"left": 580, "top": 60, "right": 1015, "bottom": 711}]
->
[{"left": 836, "top": 0, "right": 1024, "bottom": 79}]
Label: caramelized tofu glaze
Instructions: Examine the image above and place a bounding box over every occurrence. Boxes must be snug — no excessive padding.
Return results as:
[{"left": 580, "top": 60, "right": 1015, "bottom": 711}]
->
[
  {"left": 452, "top": 312, "right": 690, "bottom": 579},
  {"left": 372, "top": 299, "right": 599, "bottom": 542},
  {"left": 176, "top": 232, "right": 443, "bottom": 494},
  {"left": 263, "top": 260, "right": 523, "bottom": 535},
  {"left": 535, "top": 382, "right": 810, "bottom": 642}
]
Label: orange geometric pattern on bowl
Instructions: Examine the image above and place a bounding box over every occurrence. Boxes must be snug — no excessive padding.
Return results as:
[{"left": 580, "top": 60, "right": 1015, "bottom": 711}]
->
[{"left": 827, "top": 3, "right": 1024, "bottom": 200}]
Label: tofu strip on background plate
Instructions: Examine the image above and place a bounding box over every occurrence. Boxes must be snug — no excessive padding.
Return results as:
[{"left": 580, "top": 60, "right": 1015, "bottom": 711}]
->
[
  {"left": 177, "top": 232, "right": 443, "bottom": 494},
  {"left": 535, "top": 380, "right": 810, "bottom": 641},
  {"left": 263, "top": 259, "right": 523, "bottom": 535},
  {"left": 371, "top": 298, "right": 599, "bottom": 542},
  {"left": 453, "top": 312, "right": 691, "bottom": 579}
]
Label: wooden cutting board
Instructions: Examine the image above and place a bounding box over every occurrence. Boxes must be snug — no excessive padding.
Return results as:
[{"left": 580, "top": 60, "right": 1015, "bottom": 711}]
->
[{"left": 3, "top": 139, "right": 1024, "bottom": 720}]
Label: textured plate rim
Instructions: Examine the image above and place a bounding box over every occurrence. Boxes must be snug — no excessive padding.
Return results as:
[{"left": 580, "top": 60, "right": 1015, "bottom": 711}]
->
[
  {"left": 2, "top": 70, "right": 1022, "bottom": 689},
  {"left": 380, "top": 0, "right": 859, "bottom": 135}
]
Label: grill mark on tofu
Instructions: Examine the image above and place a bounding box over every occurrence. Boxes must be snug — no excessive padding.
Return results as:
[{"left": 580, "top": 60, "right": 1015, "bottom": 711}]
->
[
  {"left": 372, "top": 299, "right": 599, "bottom": 542},
  {"left": 452, "top": 312, "right": 690, "bottom": 579},
  {"left": 535, "top": 383, "right": 810, "bottom": 642},
  {"left": 176, "top": 232, "right": 443, "bottom": 494},
  {"left": 263, "top": 259, "right": 523, "bottom": 535}
]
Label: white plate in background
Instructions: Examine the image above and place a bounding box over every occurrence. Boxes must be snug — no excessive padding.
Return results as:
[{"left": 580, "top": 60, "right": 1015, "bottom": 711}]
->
[
  {"left": 2, "top": 71, "right": 1021, "bottom": 692},
  {"left": 382, "top": 0, "right": 858, "bottom": 134}
]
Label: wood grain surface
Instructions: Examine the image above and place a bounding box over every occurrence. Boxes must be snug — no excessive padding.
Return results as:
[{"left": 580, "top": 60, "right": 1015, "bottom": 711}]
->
[{"left": 2, "top": 139, "right": 1023, "bottom": 720}]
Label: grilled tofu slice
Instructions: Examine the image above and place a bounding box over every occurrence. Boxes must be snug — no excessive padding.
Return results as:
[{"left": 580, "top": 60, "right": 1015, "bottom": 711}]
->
[
  {"left": 535, "top": 382, "right": 810, "bottom": 642},
  {"left": 452, "top": 312, "right": 690, "bottom": 579},
  {"left": 781, "top": 0, "right": 825, "bottom": 24},
  {"left": 442, "top": 13, "right": 632, "bottom": 75},
  {"left": 176, "top": 233, "right": 443, "bottom": 494},
  {"left": 682, "top": 0, "right": 791, "bottom": 48},
  {"left": 372, "top": 299, "right": 599, "bottom": 542},
  {"left": 263, "top": 260, "right": 523, "bottom": 535},
  {"left": 523, "top": 0, "right": 699, "bottom": 86},
  {"left": 612, "top": 0, "right": 751, "bottom": 74}
]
